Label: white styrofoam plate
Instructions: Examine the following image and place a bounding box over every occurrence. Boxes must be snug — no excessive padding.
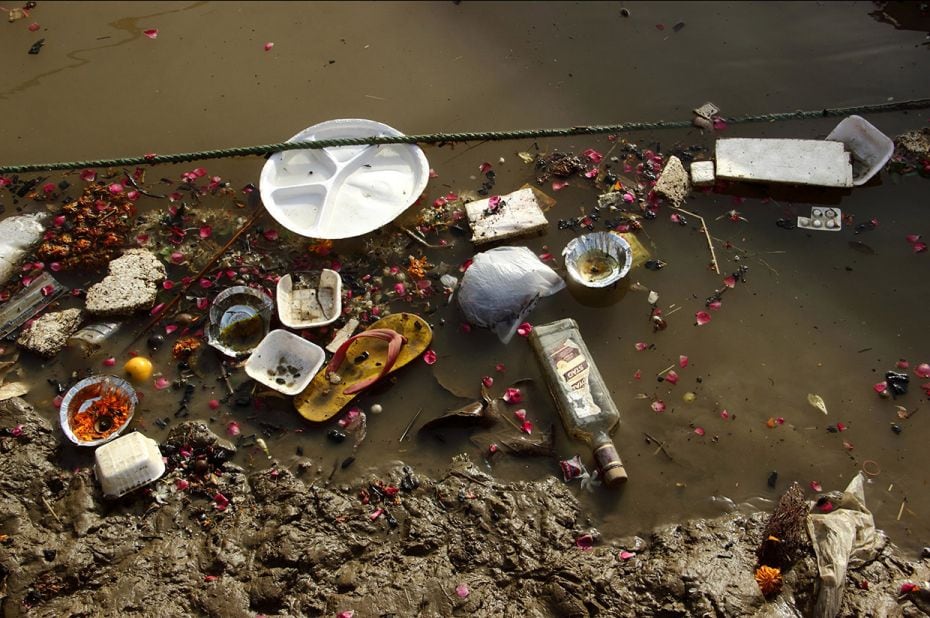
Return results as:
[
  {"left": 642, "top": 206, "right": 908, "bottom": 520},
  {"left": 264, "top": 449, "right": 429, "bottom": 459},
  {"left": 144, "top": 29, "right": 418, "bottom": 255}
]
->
[{"left": 259, "top": 119, "right": 430, "bottom": 239}]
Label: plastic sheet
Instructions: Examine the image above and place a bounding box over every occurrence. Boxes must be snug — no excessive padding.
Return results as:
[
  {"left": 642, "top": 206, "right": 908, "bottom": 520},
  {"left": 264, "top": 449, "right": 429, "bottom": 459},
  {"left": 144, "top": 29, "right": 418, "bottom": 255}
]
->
[{"left": 457, "top": 246, "right": 564, "bottom": 343}]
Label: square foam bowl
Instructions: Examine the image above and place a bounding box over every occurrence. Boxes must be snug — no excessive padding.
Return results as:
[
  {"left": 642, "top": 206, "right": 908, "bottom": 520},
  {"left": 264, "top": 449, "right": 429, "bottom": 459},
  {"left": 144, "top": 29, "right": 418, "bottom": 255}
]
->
[
  {"left": 94, "top": 432, "right": 165, "bottom": 498},
  {"left": 244, "top": 329, "right": 325, "bottom": 396}
]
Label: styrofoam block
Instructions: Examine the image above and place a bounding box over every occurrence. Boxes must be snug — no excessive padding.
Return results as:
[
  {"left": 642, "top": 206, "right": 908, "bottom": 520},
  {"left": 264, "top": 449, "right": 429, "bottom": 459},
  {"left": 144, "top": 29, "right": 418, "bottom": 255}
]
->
[
  {"left": 716, "top": 138, "right": 853, "bottom": 188},
  {"left": 94, "top": 432, "right": 165, "bottom": 498},
  {"left": 690, "top": 161, "right": 716, "bottom": 186}
]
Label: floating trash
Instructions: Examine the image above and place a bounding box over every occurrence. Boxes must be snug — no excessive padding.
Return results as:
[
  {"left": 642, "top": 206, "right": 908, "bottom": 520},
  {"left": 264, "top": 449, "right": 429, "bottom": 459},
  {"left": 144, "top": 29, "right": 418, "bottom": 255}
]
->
[
  {"left": 276, "top": 270, "right": 342, "bottom": 329},
  {"left": 207, "top": 286, "right": 273, "bottom": 358},
  {"left": 60, "top": 375, "right": 137, "bottom": 447},
  {"left": 562, "top": 232, "right": 633, "bottom": 288},
  {"left": 244, "top": 329, "right": 325, "bottom": 396}
]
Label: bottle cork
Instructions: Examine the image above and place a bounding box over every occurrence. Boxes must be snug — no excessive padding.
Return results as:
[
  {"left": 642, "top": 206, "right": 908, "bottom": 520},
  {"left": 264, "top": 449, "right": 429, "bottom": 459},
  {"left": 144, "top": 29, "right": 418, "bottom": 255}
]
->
[{"left": 594, "top": 443, "right": 628, "bottom": 487}]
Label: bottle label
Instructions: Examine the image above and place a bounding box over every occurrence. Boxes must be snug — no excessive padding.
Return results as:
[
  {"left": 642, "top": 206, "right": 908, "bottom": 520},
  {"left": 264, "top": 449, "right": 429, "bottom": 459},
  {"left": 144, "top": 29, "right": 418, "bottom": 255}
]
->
[{"left": 549, "top": 338, "right": 601, "bottom": 419}]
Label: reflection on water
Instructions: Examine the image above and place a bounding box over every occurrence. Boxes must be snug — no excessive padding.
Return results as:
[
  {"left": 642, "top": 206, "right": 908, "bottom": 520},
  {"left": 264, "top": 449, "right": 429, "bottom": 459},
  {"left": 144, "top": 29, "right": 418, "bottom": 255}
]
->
[{"left": 2, "top": 1, "right": 929, "bottom": 558}]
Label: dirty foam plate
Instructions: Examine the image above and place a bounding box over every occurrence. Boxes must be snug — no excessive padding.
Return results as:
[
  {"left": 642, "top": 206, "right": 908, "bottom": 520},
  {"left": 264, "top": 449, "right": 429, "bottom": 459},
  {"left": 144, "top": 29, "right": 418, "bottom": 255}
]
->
[{"left": 259, "top": 119, "right": 430, "bottom": 239}]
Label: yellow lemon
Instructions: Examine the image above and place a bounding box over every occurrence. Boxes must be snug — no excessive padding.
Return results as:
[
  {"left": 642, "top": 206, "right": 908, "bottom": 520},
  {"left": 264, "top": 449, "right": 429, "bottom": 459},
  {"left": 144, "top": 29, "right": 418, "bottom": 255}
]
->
[{"left": 124, "top": 356, "right": 154, "bottom": 382}]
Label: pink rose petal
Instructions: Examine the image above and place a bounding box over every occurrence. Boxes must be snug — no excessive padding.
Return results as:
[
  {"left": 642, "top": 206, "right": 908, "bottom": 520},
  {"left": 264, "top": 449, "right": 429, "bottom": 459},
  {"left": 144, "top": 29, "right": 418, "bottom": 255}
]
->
[
  {"left": 723, "top": 275, "right": 736, "bottom": 289},
  {"left": 916, "top": 363, "right": 930, "bottom": 379},
  {"left": 264, "top": 42, "right": 274, "bottom": 51},
  {"left": 103, "top": 357, "right": 116, "bottom": 367},
  {"left": 108, "top": 183, "right": 124, "bottom": 195},
  {"left": 634, "top": 342, "right": 648, "bottom": 351},
  {"left": 873, "top": 381, "right": 888, "bottom": 394},
  {"left": 619, "top": 550, "right": 636, "bottom": 560},
  {"left": 651, "top": 400, "right": 666, "bottom": 413},
  {"left": 810, "top": 480, "right": 822, "bottom": 492},
  {"left": 913, "top": 241, "right": 927, "bottom": 253},
  {"left": 226, "top": 421, "right": 240, "bottom": 436},
  {"left": 906, "top": 234, "right": 921, "bottom": 244},
  {"left": 422, "top": 349, "right": 437, "bottom": 365},
  {"left": 694, "top": 426, "right": 705, "bottom": 436},
  {"left": 455, "top": 583, "right": 470, "bottom": 598},
  {"left": 28, "top": 22, "right": 40, "bottom": 32},
  {"left": 521, "top": 420, "right": 533, "bottom": 434},
  {"left": 503, "top": 388, "right": 522, "bottom": 404},
  {"left": 143, "top": 28, "right": 158, "bottom": 39},
  {"left": 263, "top": 229, "right": 279, "bottom": 241},
  {"left": 175, "top": 479, "right": 189, "bottom": 490},
  {"left": 633, "top": 369, "right": 641, "bottom": 380},
  {"left": 679, "top": 355, "right": 689, "bottom": 368},
  {"left": 575, "top": 534, "right": 594, "bottom": 550},
  {"left": 199, "top": 226, "right": 212, "bottom": 239},
  {"left": 819, "top": 500, "right": 834, "bottom": 513},
  {"left": 208, "top": 399, "right": 220, "bottom": 410},
  {"left": 337, "top": 612, "right": 355, "bottom": 618},
  {"left": 150, "top": 302, "right": 166, "bottom": 316},
  {"left": 481, "top": 376, "right": 494, "bottom": 388},
  {"left": 514, "top": 409, "right": 527, "bottom": 422},
  {"left": 495, "top": 363, "right": 506, "bottom": 373},
  {"left": 583, "top": 148, "right": 603, "bottom": 164},
  {"left": 516, "top": 322, "right": 533, "bottom": 337},
  {"left": 154, "top": 377, "right": 171, "bottom": 390},
  {"left": 708, "top": 300, "right": 722, "bottom": 311},
  {"left": 479, "top": 162, "right": 492, "bottom": 174},
  {"left": 552, "top": 180, "right": 569, "bottom": 191},
  {"left": 720, "top": 409, "right": 730, "bottom": 420},
  {"left": 665, "top": 370, "right": 679, "bottom": 385},
  {"left": 695, "top": 311, "right": 712, "bottom": 326},
  {"left": 213, "top": 492, "right": 229, "bottom": 511},
  {"left": 896, "top": 359, "right": 909, "bottom": 369}
]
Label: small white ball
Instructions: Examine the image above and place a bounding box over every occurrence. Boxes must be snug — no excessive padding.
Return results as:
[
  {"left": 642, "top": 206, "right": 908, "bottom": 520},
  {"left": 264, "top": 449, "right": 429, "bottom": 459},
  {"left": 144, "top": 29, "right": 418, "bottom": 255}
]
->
[{"left": 370, "top": 404, "right": 383, "bottom": 415}]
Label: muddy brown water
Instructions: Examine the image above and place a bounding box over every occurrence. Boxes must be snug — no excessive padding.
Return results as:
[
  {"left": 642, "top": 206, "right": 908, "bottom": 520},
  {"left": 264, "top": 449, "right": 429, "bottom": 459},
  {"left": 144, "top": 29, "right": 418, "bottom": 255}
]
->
[{"left": 1, "top": 1, "right": 929, "bottom": 556}]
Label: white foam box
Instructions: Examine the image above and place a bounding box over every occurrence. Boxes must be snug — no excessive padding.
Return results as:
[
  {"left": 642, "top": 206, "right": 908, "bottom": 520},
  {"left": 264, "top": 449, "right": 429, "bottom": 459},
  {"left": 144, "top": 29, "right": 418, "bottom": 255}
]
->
[
  {"left": 94, "top": 432, "right": 165, "bottom": 498},
  {"left": 715, "top": 138, "right": 853, "bottom": 188},
  {"left": 690, "top": 161, "right": 716, "bottom": 186},
  {"left": 465, "top": 187, "right": 549, "bottom": 245}
]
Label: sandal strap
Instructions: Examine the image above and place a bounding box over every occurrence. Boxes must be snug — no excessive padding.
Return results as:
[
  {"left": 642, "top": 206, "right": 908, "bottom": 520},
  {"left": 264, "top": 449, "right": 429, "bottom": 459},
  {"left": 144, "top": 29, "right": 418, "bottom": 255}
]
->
[{"left": 326, "top": 328, "right": 408, "bottom": 395}]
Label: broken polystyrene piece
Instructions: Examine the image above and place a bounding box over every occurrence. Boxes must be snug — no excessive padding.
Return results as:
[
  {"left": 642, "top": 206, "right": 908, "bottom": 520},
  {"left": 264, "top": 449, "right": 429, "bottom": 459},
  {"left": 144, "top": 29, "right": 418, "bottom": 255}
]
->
[
  {"left": 797, "top": 207, "right": 842, "bottom": 232},
  {"left": 716, "top": 139, "right": 853, "bottom": 188},
  {"left": 326, "top": 318, "right": 360, "bottom": 354},
  {"left": 825, "top": 115, "right": 894, "bottom": 186},
  {"left": 94, "top": 432, "right": 165, "bottom": 498},
  {"left": 17, "top": 308, "right": 83, "bottom": 357},
  {"left": 654, "top": 156, "right": 691, "bottom": 206},
  {"left": 465, "top": 187, "right": 549, "bottom": 245},
  {"left": 693, "top": 102, "right": 720, "bottom": 120},
  {"left": 276, "top": 270, "right": 342, "bottom": 329},
  {"left": 0, "top": 271, "right": 68, "bottom": 339},
  {"left": 690, "top": 161, "right": 715, "bottom": 187}
]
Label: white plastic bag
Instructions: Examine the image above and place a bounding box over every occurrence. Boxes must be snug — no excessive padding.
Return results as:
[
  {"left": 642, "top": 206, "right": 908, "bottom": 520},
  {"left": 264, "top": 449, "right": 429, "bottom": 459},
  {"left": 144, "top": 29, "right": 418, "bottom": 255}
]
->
[
  {"left": 806, "top": 473, "right": 883, "bottom": 618},
  {"left": 457, "top": 246, "right": 564, "bottom": 343},
  {"left": 0, "top": 214, "right": 47, "bottom": 287}
]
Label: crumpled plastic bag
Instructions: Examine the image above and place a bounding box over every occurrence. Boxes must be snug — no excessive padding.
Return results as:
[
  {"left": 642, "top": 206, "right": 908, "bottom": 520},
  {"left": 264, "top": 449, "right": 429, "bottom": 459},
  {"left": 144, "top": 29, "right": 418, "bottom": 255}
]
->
[
  {"left": 457, "top": 246, "right": 564, "bottom": 343},
  {"left": 0, "top": 214, "right": 46, "bottom": 287},
  {"left": 806, "top": 473, "right": 883, "bottom": 618}
]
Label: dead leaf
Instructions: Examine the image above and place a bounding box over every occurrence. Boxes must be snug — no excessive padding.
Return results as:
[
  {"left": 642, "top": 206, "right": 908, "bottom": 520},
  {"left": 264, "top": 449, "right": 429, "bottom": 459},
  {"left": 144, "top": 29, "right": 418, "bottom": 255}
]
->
[
  {"left": 8, "top": 8, "right": 27, "bottom": 22},
  {"left": 0, "top": 382, "right": 29, "bottom": 401},
  {"left": 517, "top": 152, "right": 534, "bottom": 164},
  {"left": 807, "top": 393, "right": 828, "bottom": 415}
]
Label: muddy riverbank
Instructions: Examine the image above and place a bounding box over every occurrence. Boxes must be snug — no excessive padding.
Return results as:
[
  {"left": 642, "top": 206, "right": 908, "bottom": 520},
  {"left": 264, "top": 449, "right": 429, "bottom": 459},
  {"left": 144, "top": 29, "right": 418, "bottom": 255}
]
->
[{"left": 3, "top": 397, "right": 929, "bottom": 617}]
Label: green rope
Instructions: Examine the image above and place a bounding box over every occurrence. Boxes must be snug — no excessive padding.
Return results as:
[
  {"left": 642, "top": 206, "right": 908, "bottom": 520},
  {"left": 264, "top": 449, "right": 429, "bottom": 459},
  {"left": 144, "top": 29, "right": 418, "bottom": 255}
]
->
[{"left": 1, "top": 98, "right": 928, "bottom": 175}]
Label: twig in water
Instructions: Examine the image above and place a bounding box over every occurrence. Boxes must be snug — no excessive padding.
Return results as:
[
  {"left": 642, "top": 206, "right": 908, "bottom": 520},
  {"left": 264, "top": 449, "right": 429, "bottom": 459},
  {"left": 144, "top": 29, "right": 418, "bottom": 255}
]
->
[
  {"left": 122, "top": 169, "right": 167, "bottom": 198},
  {"left": 399, "top": 408, "right": 423, "bottom": 442},
  {"left": 897, "top": 499, "right": 907, "bottom": 521},
  {"left": 657, "top": 363, "right": 676, "bottom": 377},
  {"left": 404, "top": 227, "right": 454, "bottom": 249},
  {"left": 42, "top": 496, "right": 63, "bottom": 526},
  {"left": 643, "top": 432, "right": 673, "bottom": 460},
  {"left": 671, "top": 206, "right": 720, "bottom": 274}
]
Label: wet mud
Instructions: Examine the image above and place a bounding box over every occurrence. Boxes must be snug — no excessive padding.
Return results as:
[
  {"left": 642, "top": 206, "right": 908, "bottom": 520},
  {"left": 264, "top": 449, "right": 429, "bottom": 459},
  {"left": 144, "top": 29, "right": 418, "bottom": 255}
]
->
[{"left": 3, "top": 398, "right": 930, "bottom": 617}]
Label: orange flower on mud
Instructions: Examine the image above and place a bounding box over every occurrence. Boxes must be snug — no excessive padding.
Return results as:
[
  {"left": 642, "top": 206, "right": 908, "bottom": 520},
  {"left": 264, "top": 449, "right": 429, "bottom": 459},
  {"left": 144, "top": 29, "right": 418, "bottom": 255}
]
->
[
  {"left": 754, "top": 565, "right": 783, "bottom": 596},
  {"left": 172, "top": 336, "right": 202, "bottom": 360}
]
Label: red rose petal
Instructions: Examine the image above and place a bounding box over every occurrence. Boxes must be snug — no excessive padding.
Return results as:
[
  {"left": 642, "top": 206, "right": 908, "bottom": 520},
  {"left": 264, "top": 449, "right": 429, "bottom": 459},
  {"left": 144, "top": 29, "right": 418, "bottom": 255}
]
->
[
  {"left": 651, "top": 400, "right": 666, "bottom": 413},
  {"left": 213, "top": 492, "right": 229, "bottom": 511},
  {"left": 634, "top": 342, "right": 648, "bottom": 351},
  {"left": 552, "top": 180, "right": 569, "bottom": 191},
  {"left": 423, "top": 349, "right": 437, "bottom": 365},
  {"left": 226, "top": 421, "right": 240, "bottom": 436},
  {"left": 679, "top": 355, "right": 689, "bottom": 368},
  {"left": 913, "top": 241, "right": 927, "bottom": 253},
  {"left": 503, "top": 388, "right": 522, "bottom": 404},
  {"left": 28, "top": 22, "right": 40, "bottom": 32},
  {"left": 695, "top": 311, "right": 711, "bottom": 326},
  {"left": 479, "top": 162, "right": 492, "bottom": 174},
  {"left": 516, "top": 322, "right": 533, "bottom": 337},
  {"left": 583, "top": 148, "right": 603, "bottom": 164},
  {"left": 694, "top": 426, "right": 705, "bottom": 436},
  {"left": 481, "top": 376, "right": 494, "bottom": 388},
  {"left": 873, "top": 381, "right": 888, "bottom": 394},
  {"left": 102, "top": 357, "right": 116, "bottom": 367},
  {"left": 906, "top": 234, "right": 921, "bottom": 244},
  {"left": 264, "top": 42, "right": 274, "bottom": 51},
  {"left": 720, "top": 409, "right": 730, "bottom": 420},
  {"left": 143, "top": 28, "right": 158, "bottom": 39},
  {"left": 723, "top": 275, "right": 737, "bottom": 288},
  {"left": 208, "top": 399, "right": 220, "bottom": 410},
  {"left": 107, "top": 183, "right": 123, "bottom": 195},
  {"left": 521, "top": 420, "right": 533, "bottom": 434},
  {"left": 633, "top": 369, "right": 641, "bottom": 380},
  {"left": 810, "top": 480, "right": 822, "bottom": 492},
  {"left": 619, "top": 550, "right": 635, "bottom": 560},
  {"left": 917, "top": 363, "right": 930, "bottom": 379},
  {"left": 665, "top": 370, "right": 679, "bottom": 385}
]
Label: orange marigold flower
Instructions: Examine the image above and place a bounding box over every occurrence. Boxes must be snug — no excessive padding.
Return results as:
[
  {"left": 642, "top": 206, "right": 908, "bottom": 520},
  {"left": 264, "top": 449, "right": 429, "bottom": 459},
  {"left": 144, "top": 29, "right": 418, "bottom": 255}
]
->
[
  {"left": 754, "top": 565, "right": 783, "bottom": 596},
  {"left": 407, "top": 255, "right": 430, "bottom": 279},
  {"left": 309, "top": 239, "right": 333, "bottom": 256}
]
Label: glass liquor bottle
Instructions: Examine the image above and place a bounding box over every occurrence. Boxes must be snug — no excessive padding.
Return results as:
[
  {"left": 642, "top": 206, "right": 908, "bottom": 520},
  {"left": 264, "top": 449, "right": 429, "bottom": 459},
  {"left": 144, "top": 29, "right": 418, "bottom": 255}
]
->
[{"left": 530, "top": 318, "right": 627, "bottom": 486}]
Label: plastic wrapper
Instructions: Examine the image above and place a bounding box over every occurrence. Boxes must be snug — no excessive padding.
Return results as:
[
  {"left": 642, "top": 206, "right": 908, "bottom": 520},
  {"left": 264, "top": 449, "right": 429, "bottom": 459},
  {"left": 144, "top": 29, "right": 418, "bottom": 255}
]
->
[
  {"left": 806, "top": 473, "right": 882, "bottom": 618},
  {"left": 457, "top": 246, "right": 564, "bottom": 343},
  {"left": 0, "top": 214, "right": 46, "bottom": 287}
]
